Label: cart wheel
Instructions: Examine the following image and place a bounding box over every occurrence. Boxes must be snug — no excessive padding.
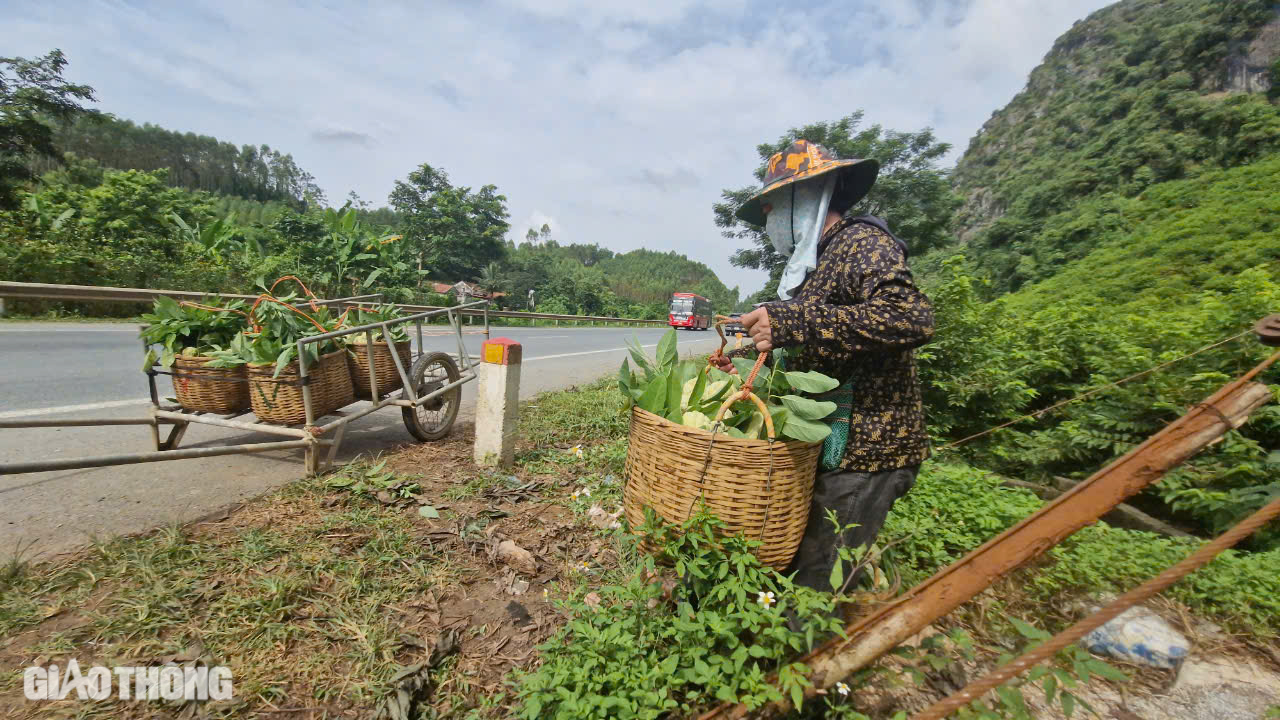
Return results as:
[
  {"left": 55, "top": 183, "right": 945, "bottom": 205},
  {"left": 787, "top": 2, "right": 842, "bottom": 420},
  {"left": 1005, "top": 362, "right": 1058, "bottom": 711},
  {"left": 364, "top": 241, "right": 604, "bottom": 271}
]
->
[{"left": 402, "top": 352, "right": 461, "bottom": 441}]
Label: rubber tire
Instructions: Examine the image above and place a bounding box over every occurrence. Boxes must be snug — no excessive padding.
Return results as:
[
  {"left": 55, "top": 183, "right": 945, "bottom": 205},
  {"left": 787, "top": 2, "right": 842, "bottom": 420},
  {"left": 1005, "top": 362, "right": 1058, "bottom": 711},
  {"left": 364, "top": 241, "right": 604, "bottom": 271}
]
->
[{"left": 402, "top": 351, "right": 461, "bottom": 441}]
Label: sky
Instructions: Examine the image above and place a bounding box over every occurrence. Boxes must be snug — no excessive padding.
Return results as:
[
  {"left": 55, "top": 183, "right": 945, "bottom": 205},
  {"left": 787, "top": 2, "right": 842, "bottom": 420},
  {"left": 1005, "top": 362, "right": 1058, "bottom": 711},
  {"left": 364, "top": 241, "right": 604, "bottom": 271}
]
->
[{"left": 3, "top": 0, "right": 1114, "bottom": 296}]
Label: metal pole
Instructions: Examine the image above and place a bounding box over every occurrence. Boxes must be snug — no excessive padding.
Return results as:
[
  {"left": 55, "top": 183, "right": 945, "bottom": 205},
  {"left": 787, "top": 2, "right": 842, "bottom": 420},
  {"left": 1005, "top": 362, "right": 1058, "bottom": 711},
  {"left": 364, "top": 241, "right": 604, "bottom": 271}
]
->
[
  {"left": 382, "top": 322, "right": 415, "bottom": 401},
  {"left": 0, "top": 417, "right": 164, "bottom": 429},
  {"left": 0, "top": 439, "right": 318, "bottom": 475},
  {"left": 484, "top": 307, "right": 490, "bottom": 340},
  {"left": 364, "top": 329, "right": 379, "bottom": 400},
  {"left": 153, "top": 409, "right": 311, "bottom": 437},
  {"left": 298, "top": 340, "right": 314, "bottom": 428}
]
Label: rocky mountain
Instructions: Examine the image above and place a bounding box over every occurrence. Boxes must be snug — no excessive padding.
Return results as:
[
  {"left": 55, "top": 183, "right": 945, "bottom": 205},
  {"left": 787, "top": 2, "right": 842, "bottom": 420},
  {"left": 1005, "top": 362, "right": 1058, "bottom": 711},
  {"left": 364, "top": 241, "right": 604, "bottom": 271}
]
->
[{"left": 950, "top": 0, "right": 1280, "bottom": 293}]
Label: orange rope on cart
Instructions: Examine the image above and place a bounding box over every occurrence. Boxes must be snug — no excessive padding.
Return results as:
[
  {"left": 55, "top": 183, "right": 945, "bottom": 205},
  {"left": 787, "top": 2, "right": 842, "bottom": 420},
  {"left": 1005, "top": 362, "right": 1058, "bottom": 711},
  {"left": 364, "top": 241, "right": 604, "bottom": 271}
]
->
[{"left": 268, "top": 275, "right": 320, "bottom": 311}]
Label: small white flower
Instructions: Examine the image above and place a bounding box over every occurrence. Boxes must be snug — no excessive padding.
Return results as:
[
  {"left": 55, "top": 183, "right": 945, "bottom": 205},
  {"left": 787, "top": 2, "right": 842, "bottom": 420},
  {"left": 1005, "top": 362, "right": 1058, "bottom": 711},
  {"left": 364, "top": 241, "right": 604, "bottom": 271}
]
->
[
  {"left": 836, "top": 681, "right": 850, "bottom": 696},
  {"left": 570, "top": 444, "right": 584, "bottom": 458},
  {"left": 579, "top": 560, "right": 591, "bottom": 572},
  {"left": 757, "top": 591, "right": 776, "bottom": 608}
]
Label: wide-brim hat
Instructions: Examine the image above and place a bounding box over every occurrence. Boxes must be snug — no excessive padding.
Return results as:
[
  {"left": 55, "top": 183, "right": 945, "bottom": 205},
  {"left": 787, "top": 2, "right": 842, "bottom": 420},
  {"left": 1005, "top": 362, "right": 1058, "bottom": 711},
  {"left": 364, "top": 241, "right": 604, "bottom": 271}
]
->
[{"left": 735, "top": 139, "right": 879, "bottom": 227}]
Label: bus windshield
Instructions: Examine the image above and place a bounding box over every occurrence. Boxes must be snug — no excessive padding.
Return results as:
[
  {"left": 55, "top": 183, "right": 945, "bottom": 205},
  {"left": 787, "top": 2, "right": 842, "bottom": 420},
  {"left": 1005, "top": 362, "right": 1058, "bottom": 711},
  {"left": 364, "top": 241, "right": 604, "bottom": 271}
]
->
[{"left": 671, "top": 298, "right": 693, "bottom": 313}]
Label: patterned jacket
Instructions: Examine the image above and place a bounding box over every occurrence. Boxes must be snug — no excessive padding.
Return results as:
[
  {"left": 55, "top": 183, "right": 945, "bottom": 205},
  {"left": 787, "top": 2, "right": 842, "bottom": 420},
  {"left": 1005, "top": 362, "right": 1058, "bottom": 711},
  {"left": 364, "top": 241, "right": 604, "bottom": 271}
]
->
[{"left": 760, "top": 216, "right": 934, "bottom": 472}]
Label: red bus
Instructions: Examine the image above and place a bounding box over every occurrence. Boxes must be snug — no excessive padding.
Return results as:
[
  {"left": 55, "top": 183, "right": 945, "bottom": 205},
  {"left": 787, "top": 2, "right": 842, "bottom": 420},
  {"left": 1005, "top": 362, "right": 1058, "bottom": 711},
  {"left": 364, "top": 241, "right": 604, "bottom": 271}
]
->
[{"left": 669, "top": 292, "right": 712, "bottom": 330}]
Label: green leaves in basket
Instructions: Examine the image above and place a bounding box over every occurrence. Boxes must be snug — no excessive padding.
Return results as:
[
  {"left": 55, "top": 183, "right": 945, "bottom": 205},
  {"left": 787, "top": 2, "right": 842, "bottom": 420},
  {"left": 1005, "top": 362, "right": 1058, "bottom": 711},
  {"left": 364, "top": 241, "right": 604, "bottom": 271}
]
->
[
  {"left": 636, "top": 370, "right": 668, "bottom": 415},
  {"left": 656, "top": 327, "right": 679, "bottom": 369},
  {"left": 778, "top": 416, "right": 831, "bottom": 443},
  {"left": 618, "top": 330, "right": 841, "bottom": 442},
  {"left": 779, "top": 395, "right": 836, "bottom": 420},
  {"left": 784, "top": 370, "right": 840, "bottom": 394},
  {"left": 139, "top": 294, "right": 248, "bottom": 368}
]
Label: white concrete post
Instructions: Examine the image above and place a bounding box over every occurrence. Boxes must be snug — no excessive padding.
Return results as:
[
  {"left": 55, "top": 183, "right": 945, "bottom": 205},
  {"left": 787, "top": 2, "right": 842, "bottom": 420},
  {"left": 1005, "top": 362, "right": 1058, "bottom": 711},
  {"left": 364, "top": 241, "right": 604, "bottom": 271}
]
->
[{"left": 474, "top": 337, "right": 521, "bottom": 468}]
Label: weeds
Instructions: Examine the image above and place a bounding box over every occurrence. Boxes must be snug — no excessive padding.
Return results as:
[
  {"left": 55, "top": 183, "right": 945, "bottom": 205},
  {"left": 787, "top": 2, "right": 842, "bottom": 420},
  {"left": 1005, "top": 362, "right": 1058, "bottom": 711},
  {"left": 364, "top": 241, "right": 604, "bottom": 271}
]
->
[
  {"left": 0, "top": 476, "right": 447, "bottom": 717},
  {"left": 513, "top": 507, "right": 845, "bottom": 718}
]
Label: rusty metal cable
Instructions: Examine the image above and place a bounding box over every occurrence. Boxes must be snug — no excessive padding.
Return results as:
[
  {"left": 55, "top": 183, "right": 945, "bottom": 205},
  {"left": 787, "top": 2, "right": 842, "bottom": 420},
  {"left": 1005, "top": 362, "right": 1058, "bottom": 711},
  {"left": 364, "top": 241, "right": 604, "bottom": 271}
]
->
[
  {"left": 910, "top": 495, "right": 1280, "bottom": 720},
  {"left": 934, "top": 329, "right": 1254, "bottom": 453}
]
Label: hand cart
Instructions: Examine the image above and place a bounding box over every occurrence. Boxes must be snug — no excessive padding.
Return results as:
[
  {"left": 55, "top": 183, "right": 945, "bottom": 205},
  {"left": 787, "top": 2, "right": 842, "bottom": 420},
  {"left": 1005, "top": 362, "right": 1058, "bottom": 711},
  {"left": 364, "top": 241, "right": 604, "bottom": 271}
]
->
[{"left": 0, "top": 297, "right": 489, "bottom": 476}]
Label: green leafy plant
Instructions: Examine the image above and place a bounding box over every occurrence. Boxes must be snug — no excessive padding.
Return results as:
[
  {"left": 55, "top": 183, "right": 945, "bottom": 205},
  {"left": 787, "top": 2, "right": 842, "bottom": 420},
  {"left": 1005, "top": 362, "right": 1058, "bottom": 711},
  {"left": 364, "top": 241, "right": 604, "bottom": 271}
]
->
[
  {"left": 538, "top": 501, "right": 843, "bottom": 720},
  {"left": 326, "top": 459, "right": 420, "bottom": 500},
  {"left": 343, "top": 303, "right": 409, "bottom": 343},
  {"left": 140, "top": 294, "right": 249, "bottom": 368},
  {"left": 617, "top": 328, "right": 839, "bottom": 442},
  {"left": 513, "top": 506, "right": 844, "bottom": 718},
  {"left": 206, "top": 289, "right": 345, "bottom": 377}
]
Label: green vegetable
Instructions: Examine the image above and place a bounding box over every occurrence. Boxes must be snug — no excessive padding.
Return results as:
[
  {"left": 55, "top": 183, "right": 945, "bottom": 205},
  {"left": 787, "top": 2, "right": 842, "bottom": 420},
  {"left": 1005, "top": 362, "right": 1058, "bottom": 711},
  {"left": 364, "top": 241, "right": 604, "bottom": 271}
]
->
[
  {"left": 139, "top": 294, "right": 249, "bottom": 368},
  {"left": 621, "top": 328, "right": 841, "bottom": 442}
]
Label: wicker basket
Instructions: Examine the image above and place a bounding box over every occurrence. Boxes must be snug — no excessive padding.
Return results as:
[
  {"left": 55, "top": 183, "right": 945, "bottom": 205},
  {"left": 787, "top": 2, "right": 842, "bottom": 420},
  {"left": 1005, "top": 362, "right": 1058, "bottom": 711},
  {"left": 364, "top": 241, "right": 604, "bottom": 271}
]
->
[
  {"left": 171, "top": 355, "right": 250, "bottom": 414},
  {"left": 623, "top": 406, "right": 820, "bottom": 570},
  {"left": 347, "top": 339, "right": 412, "bottom": 399},
  {"left": 246, "top": 349, "right": 354, "bottom": 425}
]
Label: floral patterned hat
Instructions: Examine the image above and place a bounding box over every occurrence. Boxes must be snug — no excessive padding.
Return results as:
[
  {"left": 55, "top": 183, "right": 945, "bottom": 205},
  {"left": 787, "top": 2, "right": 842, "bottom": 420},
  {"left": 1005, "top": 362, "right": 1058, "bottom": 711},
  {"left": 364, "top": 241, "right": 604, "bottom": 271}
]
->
[{"left": 735, "top": 139, "right": 879, "bottom": 227}]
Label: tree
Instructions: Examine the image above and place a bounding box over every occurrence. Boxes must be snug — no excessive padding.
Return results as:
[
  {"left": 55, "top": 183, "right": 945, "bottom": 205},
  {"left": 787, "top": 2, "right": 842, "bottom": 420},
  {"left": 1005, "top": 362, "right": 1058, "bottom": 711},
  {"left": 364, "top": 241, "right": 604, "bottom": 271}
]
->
[
  {"left": 388, "top": 163, "right": 510, "bottom": 282},
  {"left": 714, "top": 111, "right": 959, "bottom": 296},
  {"left": 0, "top": 49, "right": 96, "bottom": 209},
  {"left": 477, "top": 261, "right": 500, "bottom": 292}
]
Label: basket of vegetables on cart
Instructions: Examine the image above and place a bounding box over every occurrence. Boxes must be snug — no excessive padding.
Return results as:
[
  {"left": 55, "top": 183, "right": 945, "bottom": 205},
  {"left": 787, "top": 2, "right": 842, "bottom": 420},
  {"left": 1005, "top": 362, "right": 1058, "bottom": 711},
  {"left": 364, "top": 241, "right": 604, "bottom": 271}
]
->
[
  {"left": 619, "top": 328, "right": 840, "bottom": 570},
  {"left": 343, "top": 304, "right": 413, "bottom": 399},
  {"left": 206, "top": 278, "right": 355, "bottom": 425},
  {"left": 141, "top": 295, "right": 252, "bottom": 414}
]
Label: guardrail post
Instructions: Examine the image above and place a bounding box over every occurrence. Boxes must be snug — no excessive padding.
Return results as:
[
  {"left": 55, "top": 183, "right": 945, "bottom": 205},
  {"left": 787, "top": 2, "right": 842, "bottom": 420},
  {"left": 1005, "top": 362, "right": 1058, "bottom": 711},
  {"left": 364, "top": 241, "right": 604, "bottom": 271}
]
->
[{"left": 474, "top": 337, "right": 521, "bottom": 468}]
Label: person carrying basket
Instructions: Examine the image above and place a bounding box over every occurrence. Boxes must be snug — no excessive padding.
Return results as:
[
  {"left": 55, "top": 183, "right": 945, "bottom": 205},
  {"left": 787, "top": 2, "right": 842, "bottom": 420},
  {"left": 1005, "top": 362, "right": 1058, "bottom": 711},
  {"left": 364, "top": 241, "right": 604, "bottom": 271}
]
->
[{"left": 714, "top": 139, "right": 935, "bottom": 592}]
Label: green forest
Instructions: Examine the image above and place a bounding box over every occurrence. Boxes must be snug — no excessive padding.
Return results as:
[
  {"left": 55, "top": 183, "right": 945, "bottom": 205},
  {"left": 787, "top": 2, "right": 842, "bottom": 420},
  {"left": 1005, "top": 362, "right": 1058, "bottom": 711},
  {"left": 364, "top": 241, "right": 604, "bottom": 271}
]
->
[
  {"left": 718, "top": 0, "right": 1280, "bottom": 550},
  {"left": 0, "top": 51, "right": 739, "bottom": 320}
]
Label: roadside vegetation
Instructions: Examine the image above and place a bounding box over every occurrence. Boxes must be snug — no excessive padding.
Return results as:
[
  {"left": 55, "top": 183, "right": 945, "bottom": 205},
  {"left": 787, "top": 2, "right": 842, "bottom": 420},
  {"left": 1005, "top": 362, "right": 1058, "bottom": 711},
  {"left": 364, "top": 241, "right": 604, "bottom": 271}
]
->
[
  {"left": 0, "top": 52, "right": 744, "bottom": 322},
  {"left": 1, "top": 377, "right": 1276, "bottom": 718}
]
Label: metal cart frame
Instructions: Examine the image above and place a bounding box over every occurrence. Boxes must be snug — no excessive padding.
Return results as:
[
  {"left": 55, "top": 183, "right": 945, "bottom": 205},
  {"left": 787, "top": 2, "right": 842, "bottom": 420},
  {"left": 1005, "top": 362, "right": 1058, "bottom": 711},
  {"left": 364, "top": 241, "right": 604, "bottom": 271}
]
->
[{"left": 0, "top": 297, "right": 489, "bottom": 476}]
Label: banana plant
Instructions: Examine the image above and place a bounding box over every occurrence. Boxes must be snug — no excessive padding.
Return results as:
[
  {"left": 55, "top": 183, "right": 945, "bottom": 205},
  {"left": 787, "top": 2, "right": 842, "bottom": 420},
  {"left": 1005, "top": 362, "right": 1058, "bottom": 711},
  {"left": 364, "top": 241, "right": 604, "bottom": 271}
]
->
[
  {"left": 315, "top": 206, "right": 411, "bottom": 296},
  {"left": 23, "top": 195, "right": 74, "bottom": 232},
  {"left": 169, "top": 212, "right": 241, "bottom": 263}
]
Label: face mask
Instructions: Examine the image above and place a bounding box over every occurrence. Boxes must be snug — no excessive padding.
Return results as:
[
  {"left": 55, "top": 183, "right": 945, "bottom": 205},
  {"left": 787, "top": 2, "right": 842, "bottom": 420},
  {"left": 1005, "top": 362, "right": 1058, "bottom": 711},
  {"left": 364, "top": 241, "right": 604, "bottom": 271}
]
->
[{"left": 762, "top": 174, "right": 836, "bottom": 299}]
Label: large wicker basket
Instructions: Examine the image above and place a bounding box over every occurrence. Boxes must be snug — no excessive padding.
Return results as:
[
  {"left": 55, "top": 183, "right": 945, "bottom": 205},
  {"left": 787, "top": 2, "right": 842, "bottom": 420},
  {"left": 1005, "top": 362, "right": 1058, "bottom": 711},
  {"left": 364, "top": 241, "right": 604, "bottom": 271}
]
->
[
  {"left": 623, "top": 406, "right": 820, "bottom": 570},
  {"left": 347, "top": 339, "right": 412, "bottom": 399},
  {"left": 172, "top": 355, "right": 250, "bottom": 414},
  {"left": 246, "top": 349, "right": 354, "bottom": 425}
]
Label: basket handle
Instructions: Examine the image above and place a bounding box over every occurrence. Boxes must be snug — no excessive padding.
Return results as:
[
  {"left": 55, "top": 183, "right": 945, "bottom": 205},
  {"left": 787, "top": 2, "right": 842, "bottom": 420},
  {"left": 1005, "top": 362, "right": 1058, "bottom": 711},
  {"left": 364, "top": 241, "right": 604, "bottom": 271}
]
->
[
  {"left": 711, "top": 387, "right": 775, "bottom": 440},
  {"left": 268, "top": 275, "right": 320, "bottom": 311},
  {"left": 247, "top": 294, "right": 330, "bottom": 334}
]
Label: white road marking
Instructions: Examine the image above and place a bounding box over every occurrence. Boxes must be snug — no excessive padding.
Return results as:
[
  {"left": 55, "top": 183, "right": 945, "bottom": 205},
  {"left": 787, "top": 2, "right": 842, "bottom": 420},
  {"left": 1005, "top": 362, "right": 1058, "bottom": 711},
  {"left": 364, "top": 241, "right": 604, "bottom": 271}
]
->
[
  {"left": 0, "top": 326, "right": 139, "bottom": 333},
  {"left": 0, "top": 399, "right": 152, "bottom": 420}
]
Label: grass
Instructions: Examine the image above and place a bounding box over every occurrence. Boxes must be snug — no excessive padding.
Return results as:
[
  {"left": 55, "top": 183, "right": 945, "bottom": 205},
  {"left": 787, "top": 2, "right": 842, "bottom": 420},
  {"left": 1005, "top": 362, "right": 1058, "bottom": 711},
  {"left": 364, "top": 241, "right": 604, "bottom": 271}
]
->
[
  {"left": 0, "top": 477, "right": 456, "bottom": 717},
  {"left": 3, "top": 371, "right": 1275, "bottom": 718}
]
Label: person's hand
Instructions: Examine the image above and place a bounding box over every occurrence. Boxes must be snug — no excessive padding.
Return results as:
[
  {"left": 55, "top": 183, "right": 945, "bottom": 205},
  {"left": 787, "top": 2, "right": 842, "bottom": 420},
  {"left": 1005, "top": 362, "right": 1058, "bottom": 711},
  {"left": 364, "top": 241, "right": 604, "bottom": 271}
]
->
[
  {"left": 710, "top": 353, "right": 736, "bottom": 374},
  {"left": 740, "top": 306, "right": 773, "bottom": 353}
]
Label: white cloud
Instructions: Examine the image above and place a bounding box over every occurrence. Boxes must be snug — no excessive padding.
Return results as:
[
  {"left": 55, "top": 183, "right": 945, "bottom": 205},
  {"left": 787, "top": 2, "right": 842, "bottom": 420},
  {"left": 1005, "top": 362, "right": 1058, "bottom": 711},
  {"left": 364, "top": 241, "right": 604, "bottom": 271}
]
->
[
  {"left": 2, "top": 0, "right": 1114, "bottom": 296},
  {"left": 519, "top": 211, "right": 560, "bottom": 242}
]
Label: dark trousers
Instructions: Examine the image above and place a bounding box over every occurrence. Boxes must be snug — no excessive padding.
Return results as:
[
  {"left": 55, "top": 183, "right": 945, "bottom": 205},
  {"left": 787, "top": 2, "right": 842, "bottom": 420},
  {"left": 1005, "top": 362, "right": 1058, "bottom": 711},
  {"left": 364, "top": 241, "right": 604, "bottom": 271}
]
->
[{"left": 785, "top": 465, "right": 920, "bottom": 592}]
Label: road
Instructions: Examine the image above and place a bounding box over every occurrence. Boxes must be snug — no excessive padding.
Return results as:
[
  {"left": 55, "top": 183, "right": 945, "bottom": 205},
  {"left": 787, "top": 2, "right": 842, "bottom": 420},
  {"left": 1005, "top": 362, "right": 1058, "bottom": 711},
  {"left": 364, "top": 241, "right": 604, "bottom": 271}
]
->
[{"left": 0, "top": 322, "right": 724, "bottom": 558}]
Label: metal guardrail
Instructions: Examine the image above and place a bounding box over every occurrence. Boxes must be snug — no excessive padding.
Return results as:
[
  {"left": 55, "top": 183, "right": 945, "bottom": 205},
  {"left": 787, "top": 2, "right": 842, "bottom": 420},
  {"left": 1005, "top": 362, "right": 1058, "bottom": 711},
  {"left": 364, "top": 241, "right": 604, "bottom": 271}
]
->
[{"left": 0, "top": 281, "right": 664, "bottom": 325}]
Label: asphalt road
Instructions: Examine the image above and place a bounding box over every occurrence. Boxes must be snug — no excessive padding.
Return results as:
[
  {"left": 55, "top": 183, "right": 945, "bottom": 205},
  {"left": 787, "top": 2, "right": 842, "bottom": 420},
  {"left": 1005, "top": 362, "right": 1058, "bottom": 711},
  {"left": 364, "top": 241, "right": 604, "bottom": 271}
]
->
[{"left": 0, "top": 321, "right": 723, "bottom": 558}]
